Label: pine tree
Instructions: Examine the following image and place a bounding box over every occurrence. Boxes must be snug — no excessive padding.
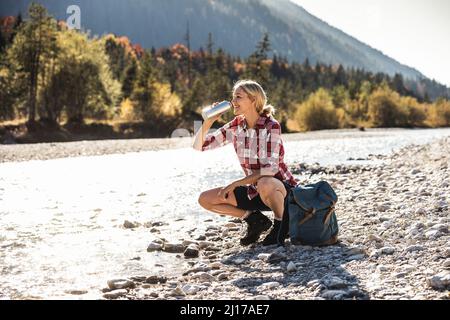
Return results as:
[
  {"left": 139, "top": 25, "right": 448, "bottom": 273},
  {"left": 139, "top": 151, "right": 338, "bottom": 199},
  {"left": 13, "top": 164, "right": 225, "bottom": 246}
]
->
[
  {"left": 184, "top": 21, "right": 192, "bottom": 88},
  {"left": 8, "top": 3, "right": 58, "bottom": 126},
  {"left": 255, "top": 32, "right": 271, "bottom": 60},
  {"left": 122, "top": 59, "right": 137, "bottom": 99},
  {"left": 131, "top": 51, "right": 155, "bottom": 119},
  {"left": 207, "top": 32, "right": 214, "bottom": 56}
]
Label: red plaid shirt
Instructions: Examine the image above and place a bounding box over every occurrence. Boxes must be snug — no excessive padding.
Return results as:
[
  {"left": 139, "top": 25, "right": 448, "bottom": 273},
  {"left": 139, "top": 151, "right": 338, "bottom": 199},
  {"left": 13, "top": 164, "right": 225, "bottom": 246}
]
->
[{"left": 202, "top": 114, "right": 298, "bottom": 200}]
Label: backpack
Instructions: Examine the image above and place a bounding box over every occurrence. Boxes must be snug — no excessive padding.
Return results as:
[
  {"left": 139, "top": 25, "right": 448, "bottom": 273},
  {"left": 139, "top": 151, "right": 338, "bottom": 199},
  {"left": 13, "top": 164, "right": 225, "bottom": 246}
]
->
[{"left": 277, "top": 180, "right": 339, "bottom": 246}]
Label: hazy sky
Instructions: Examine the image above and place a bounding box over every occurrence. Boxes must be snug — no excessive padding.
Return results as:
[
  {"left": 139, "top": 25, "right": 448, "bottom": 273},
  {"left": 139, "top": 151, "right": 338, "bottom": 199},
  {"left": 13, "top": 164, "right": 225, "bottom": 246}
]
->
[{"left": 291, "top": 0, "right": 450, "bottom": 87}]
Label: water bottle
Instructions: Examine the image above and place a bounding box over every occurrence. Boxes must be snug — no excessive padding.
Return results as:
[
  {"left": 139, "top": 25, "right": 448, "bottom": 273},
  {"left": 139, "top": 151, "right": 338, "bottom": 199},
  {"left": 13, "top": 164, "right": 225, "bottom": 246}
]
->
[{"left": 201, "top": 101, "right": 232, "bottom": 121}]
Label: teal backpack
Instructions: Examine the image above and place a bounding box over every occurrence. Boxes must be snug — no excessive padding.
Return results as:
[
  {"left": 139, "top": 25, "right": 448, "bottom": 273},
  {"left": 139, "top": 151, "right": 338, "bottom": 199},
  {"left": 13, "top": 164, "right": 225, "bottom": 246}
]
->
[{"left": 278, "top": 181, "right": 339, "bottom": 246}]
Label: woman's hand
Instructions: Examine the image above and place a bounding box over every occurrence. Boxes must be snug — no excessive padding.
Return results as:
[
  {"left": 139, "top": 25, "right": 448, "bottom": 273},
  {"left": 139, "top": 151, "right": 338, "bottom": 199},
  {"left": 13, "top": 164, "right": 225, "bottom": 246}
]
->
[
  {"left": 218, "top": 182, "right": 238, "bottom": 201},
  {"left": 207, "top": 102, "right": 223, "bottom": 123}
]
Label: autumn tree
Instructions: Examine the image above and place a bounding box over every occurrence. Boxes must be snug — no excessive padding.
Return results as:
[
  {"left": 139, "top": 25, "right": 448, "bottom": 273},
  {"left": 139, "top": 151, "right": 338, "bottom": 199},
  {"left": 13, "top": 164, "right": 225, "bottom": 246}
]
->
[{"left": 295, "top": 88, "right": 338, "bottom": 131}]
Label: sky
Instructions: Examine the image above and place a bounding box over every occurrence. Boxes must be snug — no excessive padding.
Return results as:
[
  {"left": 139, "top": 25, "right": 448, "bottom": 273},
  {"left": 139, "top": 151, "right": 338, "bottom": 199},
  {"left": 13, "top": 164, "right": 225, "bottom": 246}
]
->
[{"left": 291, "top": 0, "right": 450, "bottom": 87}]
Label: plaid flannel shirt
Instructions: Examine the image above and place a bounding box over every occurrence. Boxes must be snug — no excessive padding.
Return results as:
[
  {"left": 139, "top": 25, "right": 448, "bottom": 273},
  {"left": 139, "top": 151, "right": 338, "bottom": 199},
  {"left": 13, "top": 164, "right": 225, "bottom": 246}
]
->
[{"left": 201, "top": 114, "right": 298, "bottom": 200}]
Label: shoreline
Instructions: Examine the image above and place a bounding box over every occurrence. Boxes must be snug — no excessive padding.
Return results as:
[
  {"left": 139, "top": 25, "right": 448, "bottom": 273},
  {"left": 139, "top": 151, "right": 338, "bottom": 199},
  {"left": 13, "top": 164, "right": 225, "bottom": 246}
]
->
[
  {"left": 0, "top": 127, "right": 447, "bottom": 164},
  {"left": 99, "top": 137, "right": 449, "bottom": 300}
]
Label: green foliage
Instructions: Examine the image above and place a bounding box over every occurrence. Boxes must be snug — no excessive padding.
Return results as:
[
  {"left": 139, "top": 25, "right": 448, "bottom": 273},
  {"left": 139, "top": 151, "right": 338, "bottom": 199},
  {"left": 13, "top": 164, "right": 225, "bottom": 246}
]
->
[
  {"left": 0, "top": 65, "right": 16, "bottom": 120},
  {"left": 295, "top": 88, "right": 339, "bottom": 131},
  {"left": 1, "top": 3, "right": 449, "bottom": 134},
  {"left": 7, "top": 3, "right": 58, "bottom": 123},
  {"left": 41, "top": 29, "right": 121, "bottom": 123}
]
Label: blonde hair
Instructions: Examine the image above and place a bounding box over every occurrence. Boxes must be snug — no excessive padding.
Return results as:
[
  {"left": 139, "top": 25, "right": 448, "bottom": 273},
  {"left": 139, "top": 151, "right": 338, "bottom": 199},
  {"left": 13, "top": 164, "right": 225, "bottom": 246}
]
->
[{"left": 232, "top": 80, "right": 276, "bottom": 116}]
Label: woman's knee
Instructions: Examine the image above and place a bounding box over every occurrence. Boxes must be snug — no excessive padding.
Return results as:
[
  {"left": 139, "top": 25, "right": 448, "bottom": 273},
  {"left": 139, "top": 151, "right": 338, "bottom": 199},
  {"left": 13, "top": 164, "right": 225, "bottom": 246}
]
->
[
  {"left": 257, "top": 177, "right": 286, "bottom": 198},
  {"left": 198, "top": 191, "right": 212, "bottom": 209},
  {"left": 257, "top": 177, "right": 275, "bottom": 196}
]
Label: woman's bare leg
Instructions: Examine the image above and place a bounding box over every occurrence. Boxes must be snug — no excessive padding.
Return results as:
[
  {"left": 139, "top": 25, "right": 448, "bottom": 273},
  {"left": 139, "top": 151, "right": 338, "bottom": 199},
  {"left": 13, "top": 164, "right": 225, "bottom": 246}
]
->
[
  {"left": 257, "top": 177, "right": 287, "bottom": 220},
  {"left": 198, "top": 187, "right": 246, "bottom": 218}
]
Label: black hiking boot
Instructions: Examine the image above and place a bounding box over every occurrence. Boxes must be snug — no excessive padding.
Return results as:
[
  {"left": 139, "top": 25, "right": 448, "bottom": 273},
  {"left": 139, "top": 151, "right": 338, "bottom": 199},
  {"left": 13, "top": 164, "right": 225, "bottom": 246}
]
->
[
  {"left": 262, "top": 220, "right": 285, "bottom": 246},
  {"left": 240, "top": 211, "right": 272, "bottom": 246}
]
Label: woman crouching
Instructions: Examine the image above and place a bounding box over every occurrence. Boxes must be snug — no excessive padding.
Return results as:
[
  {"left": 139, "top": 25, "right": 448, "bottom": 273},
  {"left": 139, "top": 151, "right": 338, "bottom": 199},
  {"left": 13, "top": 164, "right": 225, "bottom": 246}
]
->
[{"left": 193, "top": 80, "right": 298, "bottom": 246}]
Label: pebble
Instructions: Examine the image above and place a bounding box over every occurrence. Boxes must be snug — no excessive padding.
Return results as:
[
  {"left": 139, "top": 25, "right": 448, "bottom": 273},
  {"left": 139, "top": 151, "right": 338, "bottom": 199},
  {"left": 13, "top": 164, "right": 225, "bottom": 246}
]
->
[
  {"left": 257, "top": 253, "right": 271, "bottom": 261},
  {"left": 258, "top": 282, "right": 281, "bottom": 290},
  {"left": 163, "top": 243, "right": 185, "bottom": 253},
  {"left": 405, "top": 245, "right": 424, "bottom": 253},
  {"left": 251, "top": 295, "right": 271, "bottom": 300},
  {"left": 170, "top": 286, "right": 186, "bottom": 297},
  {"left": 191, "top": 272, "right": 215, "bottom": 282},
  {"left": 443, "top": 259, "right": 450, "bottom": 268},
  {"left": 323, "top": 276, "right": 348, "bottom": 289},
  {"left": 426, "top": 272, "right": 450, "bottom": 290},
  {"left": 99, "top": 137, "right": 450, "bottom": 300},
  {"left": 184, "top": 244, "right": 200, "bottom": 258},
  {"left": 181, "top": 284, "right": 203, "bottom": 295},
  {"left": 107, "top": 279, "right": 135, "bottom": 290},
  {"left": 147, "top": 242, "right": 163, "bottom": 252},
  {"left": 217, "top": 273, "right": 229, "bottom": 281},
  {"left": 198, "top": 241, "right": 215, "bottom": 249},
  {"left": 425, "top": 230, "right": 442, "bottom": 239},
  {"left": 103, "top": 289, "right": 128, "bottom": 299},
  {"left": 380, "top": 247, "right": 395, "bottom": 255},
  {"left": 320, "top": 290, "right": 348, "bottom": 300},
  {"left": 209, "top": 262, "right": 222, "bottom": 269},
  {"left": 376, "top": 265, "right": 389, "bottom": 272},
  {"left": 286, "top": 261, "right": 296, "bottom": 272},
  {"left": 123, "top": 220, "right": 138, "bottom": 229}
]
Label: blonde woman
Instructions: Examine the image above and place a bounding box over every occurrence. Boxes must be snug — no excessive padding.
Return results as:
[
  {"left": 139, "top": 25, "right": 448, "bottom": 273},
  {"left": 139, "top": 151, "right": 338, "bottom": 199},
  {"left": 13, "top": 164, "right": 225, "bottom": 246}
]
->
[{"left": 193, "top": 80, "right": 298, "bottom": 246}]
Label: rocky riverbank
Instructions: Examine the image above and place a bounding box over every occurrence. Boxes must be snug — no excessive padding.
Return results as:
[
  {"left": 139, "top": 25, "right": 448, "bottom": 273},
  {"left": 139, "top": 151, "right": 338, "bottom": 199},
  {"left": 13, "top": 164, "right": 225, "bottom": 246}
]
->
[{"left": 100, "top": 137, "right": 449, "bottom": 300}]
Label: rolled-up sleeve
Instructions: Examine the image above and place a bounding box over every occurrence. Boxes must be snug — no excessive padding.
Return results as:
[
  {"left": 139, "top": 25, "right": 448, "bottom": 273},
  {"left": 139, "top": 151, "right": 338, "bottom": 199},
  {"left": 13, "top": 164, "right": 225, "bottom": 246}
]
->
[{"left": 201, "top": 118, "right": 236, "bottom": 151}]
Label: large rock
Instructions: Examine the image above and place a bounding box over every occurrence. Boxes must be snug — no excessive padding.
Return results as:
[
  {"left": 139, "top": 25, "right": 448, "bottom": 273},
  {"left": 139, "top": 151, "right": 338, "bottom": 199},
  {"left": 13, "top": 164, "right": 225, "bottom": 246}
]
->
[
  {"left": 147, "top": 241, "right": 163, "bottom": 252},
  {"left": 107, "top": 279, "right": 135, "bottom": 290},
  {"left": 323, "top": 276, "right": 348, "bottom": 289},
  {"left": 184, "top": 244, "right": 200, "bottom": 258},
  {"left": 163, "top": 243, "right": 186, "bottom": 253},
  {"left": 427, "top": 271, "right": 450, "bottom": 290}
]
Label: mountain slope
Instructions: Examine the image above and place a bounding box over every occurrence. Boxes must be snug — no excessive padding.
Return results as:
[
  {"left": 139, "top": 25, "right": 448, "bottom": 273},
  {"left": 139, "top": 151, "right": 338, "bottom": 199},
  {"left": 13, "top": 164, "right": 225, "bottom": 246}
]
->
[{"left": 0, "top": 0, "right": 442, "bottom": 87}]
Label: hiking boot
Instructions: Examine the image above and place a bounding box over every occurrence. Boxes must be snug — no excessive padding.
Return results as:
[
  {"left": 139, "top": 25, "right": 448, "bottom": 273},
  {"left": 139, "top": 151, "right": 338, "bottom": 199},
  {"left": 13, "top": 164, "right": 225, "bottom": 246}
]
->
[
  {"left": 262, "top": 220, "right": 285, "bottom": 246},
  {"left": 240, "top": 211, "right": 272, "bottom": 246}
]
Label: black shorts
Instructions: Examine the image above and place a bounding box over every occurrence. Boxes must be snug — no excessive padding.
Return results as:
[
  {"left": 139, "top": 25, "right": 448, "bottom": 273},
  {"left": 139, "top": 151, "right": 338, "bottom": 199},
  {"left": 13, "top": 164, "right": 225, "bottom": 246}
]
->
[{"left": 233, "top": 181, "right": 293, "bottom": 212}]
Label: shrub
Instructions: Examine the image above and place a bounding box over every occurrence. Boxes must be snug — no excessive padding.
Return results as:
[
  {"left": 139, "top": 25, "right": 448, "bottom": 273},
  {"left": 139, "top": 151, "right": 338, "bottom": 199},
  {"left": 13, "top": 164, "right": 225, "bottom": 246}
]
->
[
  {"left": 367, "top": 86, "right": 401, "bottom": 127},
  {"left": 295, "top": 88, "right": 338, "bottom": 131},
  {"left": 399, "top": 96, "right": 426, "bottom": 127},
  {"left": 427, "top": 99, "right": 450, "bottom": 127}
]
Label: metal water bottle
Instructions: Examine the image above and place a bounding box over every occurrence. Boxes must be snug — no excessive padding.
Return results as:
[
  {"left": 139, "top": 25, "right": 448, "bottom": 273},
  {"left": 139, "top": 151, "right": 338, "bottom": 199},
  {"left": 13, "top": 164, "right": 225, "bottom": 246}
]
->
[{"left": 201, "top": 101, "right": 232, "bottom": 120}]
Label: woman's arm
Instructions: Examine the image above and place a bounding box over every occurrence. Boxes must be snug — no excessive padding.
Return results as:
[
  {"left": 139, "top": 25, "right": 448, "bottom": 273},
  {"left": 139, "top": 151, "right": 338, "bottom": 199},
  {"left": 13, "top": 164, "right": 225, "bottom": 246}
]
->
[
  {"left": 218, "top": 170, "right": 274, "bottom": 200},
  {"left": 192, "top": 102, "right": 228, "bottom": 151},
  {"left": 192, "top": 118, "right": 215, "bottom": 151}
]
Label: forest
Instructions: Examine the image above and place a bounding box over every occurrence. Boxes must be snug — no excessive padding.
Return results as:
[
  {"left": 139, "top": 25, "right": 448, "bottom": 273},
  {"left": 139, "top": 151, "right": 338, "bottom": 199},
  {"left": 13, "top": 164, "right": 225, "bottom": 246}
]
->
[{"left": 0, "top": 3, "right": 449, "bottom": 142}]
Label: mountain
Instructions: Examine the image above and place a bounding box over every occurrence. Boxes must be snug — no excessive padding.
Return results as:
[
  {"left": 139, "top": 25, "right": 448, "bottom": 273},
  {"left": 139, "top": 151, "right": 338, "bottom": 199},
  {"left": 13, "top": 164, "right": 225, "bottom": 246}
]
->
[{"left": 1, "top": 0, "right": 448, "bottom": 95}]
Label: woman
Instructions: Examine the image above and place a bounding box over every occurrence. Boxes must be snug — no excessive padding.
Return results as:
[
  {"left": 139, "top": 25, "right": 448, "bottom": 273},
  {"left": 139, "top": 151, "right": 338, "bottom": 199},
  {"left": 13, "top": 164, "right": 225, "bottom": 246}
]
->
[{"left": 193, "top": 80, "right": 298, "bottom": 246}]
